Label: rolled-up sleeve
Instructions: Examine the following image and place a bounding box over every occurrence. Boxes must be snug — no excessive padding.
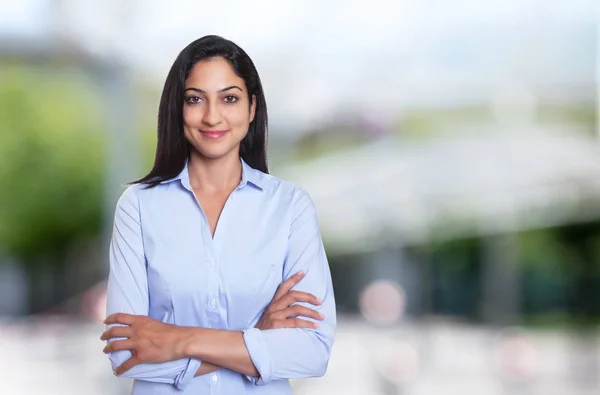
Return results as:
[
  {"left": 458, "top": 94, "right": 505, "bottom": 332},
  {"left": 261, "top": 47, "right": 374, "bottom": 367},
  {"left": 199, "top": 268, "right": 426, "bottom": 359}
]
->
[
  {"left": 106, "top": 185, "right": 200, "bottom": 390},
  {"left": 242, "top": 186, "right": 336, "bottom": 385}
]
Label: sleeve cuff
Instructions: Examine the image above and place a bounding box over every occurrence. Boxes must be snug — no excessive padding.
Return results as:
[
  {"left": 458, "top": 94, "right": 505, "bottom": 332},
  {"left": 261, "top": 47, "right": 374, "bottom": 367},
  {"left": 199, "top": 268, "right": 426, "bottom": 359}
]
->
[
  {"left": 242, "top": 328, "right": 274, "bottom": 385},
  {"left": 174, "top": 358, "right": 201, "bottom": 391}
]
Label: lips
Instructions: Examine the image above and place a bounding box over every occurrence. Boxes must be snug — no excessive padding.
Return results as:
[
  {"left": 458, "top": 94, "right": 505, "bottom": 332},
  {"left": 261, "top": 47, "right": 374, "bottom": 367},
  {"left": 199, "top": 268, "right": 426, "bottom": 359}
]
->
[{"left": 200, "top": 130, "right": 228, "bottom": 139}]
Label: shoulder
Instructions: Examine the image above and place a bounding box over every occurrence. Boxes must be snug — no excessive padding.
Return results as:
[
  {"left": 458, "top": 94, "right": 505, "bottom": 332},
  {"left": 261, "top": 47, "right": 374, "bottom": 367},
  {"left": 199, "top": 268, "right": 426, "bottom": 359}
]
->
[
  {"left": 114, "top": 183, "right": 148, "bottom": 212},
  {"left": 254, "top": 170, "right": 310, "bottom": 199},
  {"left": 117, "top": 180, "right": 174, "bottom": 204},
  {"left": 254, "top": 170, "right": 317, "bottom": 214}
]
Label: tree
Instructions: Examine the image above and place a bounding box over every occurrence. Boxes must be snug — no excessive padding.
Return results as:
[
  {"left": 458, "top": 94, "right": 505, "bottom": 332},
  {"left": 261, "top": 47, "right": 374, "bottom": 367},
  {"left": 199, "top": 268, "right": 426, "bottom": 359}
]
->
[{"left": 0, "top": 65, "right": 105, "bottom": 313}]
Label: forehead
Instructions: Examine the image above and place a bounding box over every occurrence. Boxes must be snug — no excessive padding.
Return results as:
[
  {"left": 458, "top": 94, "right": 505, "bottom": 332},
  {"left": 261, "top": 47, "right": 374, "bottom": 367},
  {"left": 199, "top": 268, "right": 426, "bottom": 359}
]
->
[{"left": 185, "top": 57, "right": 246, "bottom": 90}]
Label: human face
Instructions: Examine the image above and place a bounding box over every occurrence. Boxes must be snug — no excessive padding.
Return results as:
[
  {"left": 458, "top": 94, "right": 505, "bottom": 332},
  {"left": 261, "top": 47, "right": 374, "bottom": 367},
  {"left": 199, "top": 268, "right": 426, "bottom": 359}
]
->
[{"left": 183, "top": 57, "right": 256, "bottom": 161}]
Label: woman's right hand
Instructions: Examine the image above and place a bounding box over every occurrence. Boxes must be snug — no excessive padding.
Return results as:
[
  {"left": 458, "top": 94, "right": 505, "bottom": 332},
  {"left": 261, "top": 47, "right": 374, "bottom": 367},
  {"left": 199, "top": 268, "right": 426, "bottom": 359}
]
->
[{"left": 255, "top": 271, "right": 325, "bottom": 330}]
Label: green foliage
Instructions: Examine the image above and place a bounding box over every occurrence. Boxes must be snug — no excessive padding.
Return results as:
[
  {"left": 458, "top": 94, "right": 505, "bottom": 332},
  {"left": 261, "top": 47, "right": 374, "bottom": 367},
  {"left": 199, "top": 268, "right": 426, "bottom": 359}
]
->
[
  {"left": 0, "top": 65, "right": 105, "bottom": 263},
  {"left": 140, "top": 128, "right": 157, "bottom": 171}
]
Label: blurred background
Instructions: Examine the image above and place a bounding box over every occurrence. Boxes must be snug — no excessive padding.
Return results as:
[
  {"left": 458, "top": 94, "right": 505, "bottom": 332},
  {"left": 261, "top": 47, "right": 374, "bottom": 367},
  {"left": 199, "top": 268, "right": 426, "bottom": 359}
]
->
[{"left": 1, "top": 0, "right": 599, "bottom": 394}]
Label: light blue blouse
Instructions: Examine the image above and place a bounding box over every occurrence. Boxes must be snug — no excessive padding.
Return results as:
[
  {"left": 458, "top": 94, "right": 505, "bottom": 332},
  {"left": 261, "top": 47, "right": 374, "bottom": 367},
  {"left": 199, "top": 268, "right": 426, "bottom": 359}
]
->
[{"left": 105, "top": 159, "right": 336, "bottom": 394}]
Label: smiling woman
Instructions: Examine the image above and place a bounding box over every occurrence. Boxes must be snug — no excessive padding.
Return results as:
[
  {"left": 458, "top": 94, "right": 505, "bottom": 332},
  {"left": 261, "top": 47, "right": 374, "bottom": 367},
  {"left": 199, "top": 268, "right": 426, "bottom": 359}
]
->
[{"left": 101, "top": 35, "right": 336, "bottom": 395}]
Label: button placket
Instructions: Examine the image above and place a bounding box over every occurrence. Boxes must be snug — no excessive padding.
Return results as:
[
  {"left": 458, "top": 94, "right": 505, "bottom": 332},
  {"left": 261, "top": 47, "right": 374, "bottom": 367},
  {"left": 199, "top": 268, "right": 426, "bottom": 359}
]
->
[
  {"left": 189, "top": 185, "right": 223, "bottom": 330},
  {"left": 205, "top": 244, "right": 221, "bottom": 327}
]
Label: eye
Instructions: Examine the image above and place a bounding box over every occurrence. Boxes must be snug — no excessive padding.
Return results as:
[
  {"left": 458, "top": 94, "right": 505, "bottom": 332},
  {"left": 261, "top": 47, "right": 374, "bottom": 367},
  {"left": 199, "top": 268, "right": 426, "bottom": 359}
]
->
[
  {"left": 186, "top": 96, "right": 202, "bottom": 104},
  {"left": 223, "top": 95, "right": 238, "bottom": 104}
]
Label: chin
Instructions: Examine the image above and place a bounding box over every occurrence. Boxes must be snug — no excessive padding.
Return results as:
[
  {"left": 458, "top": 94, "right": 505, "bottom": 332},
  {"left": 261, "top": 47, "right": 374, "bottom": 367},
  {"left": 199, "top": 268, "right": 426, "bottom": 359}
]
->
[
  {"left": 195, "top": 145, "right": 239, "bottom": 161},
  {"left": 186, "top": 132, "right": 244, "bottom": 160}
]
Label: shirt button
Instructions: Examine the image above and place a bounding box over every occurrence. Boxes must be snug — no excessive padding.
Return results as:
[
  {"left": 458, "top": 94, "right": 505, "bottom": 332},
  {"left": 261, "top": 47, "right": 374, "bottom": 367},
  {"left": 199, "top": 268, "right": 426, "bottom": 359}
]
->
[
  {"left": 208, "top": 260, "right": 216, "bottom": 268},
  {"left": 211, "top": 374, "right": 218, "bottom": 383},
  {"left": 210, "top": 299, "right": 216, "bottom": 308}
]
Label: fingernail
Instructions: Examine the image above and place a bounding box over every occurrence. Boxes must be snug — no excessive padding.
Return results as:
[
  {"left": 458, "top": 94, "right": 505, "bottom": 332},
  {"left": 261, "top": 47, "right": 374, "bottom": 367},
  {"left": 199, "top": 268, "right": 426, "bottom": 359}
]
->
[
  {"left": 316, "top": 298, "right": 323, "bottom": 304},
  {"left": 319, "top": 313, "right": 326, "bottom": 319},
  {"left": 298, "top": 271, "right": 305, "bottom": 276},
  {"left": 113, "top": 370, "right": 118, "bottom": 376}
]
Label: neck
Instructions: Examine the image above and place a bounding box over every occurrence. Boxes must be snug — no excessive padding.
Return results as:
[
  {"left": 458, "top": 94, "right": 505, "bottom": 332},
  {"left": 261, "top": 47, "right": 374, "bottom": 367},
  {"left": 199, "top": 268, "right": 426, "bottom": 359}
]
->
[{"left": 187, "top": 151, "right": 242, "bottom": 193}]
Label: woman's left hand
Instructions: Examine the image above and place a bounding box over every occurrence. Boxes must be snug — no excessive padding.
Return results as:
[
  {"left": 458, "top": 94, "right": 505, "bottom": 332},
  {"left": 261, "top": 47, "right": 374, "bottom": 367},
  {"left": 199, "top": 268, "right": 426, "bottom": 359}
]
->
[{"left": 101, "top": 313, "right": 186, "bottom": 375}]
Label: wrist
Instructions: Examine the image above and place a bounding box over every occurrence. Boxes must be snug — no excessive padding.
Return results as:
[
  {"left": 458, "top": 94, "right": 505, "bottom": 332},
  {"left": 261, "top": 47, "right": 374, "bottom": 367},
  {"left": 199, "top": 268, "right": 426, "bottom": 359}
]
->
[{"left": 177, "top": 326, "right": 204, "bottom": 359}]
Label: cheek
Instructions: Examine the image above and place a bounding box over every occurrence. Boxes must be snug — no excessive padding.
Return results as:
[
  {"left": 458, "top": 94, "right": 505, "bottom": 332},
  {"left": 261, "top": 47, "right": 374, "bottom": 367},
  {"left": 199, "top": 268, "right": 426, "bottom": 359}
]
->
[
  {"left": 225, "top": 108, "right": 251, "bottom": 129},
  {"left": 183, "top": 106, "right": 203, "bottom": 126}
]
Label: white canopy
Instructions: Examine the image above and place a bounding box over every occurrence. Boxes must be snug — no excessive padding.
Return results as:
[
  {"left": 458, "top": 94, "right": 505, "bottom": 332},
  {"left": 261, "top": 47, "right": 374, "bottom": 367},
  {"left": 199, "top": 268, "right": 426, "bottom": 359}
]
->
[{"left": 280, "top": 126, "right": 600, "bottom": 253}]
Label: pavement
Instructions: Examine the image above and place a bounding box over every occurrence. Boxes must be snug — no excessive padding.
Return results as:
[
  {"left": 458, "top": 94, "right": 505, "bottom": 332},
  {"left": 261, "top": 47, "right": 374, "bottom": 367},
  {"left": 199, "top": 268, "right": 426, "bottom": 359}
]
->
[{"left": 1, "top": 315, "right": 598, "bottom": 395}]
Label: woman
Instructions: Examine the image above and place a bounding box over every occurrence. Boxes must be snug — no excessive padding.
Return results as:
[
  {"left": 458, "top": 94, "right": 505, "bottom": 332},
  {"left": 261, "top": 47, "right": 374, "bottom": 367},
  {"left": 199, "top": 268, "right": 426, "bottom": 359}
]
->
[{"left": 100, "top": 35, "right": 336, "bottom": 395}]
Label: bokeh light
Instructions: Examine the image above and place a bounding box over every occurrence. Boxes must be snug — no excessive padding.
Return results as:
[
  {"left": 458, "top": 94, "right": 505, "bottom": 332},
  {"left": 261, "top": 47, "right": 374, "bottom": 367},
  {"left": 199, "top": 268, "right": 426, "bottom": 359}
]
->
[{"left": 359, "top": 280, "right": 406, "bottom": 326}]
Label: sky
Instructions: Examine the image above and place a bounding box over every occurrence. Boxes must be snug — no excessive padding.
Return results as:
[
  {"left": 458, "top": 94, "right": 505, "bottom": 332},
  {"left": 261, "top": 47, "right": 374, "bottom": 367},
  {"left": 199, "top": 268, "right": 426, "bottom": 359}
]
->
[{"left": 0, "top": 0, "right": 597, "bottom": 132}]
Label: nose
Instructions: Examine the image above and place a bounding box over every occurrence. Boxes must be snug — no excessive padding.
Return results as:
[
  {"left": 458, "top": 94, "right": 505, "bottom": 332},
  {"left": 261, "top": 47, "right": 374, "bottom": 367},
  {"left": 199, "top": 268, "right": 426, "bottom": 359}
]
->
[{"left": 202, "top": 101, "right": 221, "bottom": 126}]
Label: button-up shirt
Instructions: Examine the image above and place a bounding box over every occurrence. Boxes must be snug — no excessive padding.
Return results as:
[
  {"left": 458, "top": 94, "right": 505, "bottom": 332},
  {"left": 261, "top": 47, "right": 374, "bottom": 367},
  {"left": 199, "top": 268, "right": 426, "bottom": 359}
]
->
[{"left": 105, "top": 159, "right": 336, "bottom": 394}]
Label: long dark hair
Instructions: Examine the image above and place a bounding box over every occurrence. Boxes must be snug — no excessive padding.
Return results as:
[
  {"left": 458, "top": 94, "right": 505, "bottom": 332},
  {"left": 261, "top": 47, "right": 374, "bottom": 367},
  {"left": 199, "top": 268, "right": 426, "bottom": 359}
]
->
[{"left": 133, "top": 35, "right": 268, "bottom": 187}]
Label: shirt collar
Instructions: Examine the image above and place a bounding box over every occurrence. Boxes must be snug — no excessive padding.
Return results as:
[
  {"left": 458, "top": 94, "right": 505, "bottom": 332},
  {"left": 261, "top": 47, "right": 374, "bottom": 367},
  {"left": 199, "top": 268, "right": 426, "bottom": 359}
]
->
[
  {"left": 239, "top": 158, "right": 264, "bottom": 190},
  {"left": 160, "top": 158, "right": 264, "bottom": 191}
]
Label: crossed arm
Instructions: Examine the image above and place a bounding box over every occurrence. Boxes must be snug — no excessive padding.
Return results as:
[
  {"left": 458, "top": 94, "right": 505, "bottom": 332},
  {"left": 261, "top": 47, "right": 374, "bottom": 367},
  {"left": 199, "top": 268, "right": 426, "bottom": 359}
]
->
[
  {"left": 101, "top": 272, "right": 324, "bottom": 377},
  {"left": 103, "top": 186, "right": 336, "bottom": 390}
]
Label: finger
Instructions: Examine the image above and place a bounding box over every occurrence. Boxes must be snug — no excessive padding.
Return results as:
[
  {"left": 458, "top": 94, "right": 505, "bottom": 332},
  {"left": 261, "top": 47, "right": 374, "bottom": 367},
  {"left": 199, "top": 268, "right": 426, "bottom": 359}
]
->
[
  {"left": 103, "top": 339, "right": 135, "bottom": 354},
  {"left": 271, "top": 304, "right": 323, "bottom": 321},
  {"left": 285, "top": 318, "right": 319, "bottom": 329},
  {"left": 272, "top": 290, "right": 321, "bottom": 312},
  {"left": 104, "top": 313, "right": 138, "bottom": 326},
  {"left": 100, "top": 326, "right": 132, "bottom": 341},
  {"left": 284, "top": 305, "right": 325, "bottom": 321},
  {"left": 114, "top": 356, "right": 140, "bottom": 376},
  {"left": 273, "top": 271, "right": 305, "bottom": 301},
  {"left": 278, "top": 291, "right": 322, "bottom": 309}
]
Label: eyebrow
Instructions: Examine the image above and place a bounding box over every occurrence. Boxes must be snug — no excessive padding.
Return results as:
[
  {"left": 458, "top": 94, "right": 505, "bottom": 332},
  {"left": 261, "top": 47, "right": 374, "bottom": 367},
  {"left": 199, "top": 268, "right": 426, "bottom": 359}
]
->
[{"left": 184, "top": 86, "right": 243, "bottom": 94}]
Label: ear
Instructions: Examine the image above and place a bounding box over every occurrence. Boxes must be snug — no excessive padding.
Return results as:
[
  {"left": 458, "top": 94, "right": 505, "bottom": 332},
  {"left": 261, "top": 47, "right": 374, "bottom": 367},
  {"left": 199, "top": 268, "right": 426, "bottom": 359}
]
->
[{"left": 249, "top": 95, "right": 256, "bottom": 123}]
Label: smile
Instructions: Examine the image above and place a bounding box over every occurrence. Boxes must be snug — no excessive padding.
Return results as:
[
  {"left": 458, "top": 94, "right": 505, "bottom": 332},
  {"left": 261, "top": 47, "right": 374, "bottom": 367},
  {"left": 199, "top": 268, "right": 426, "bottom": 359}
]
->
[{"left": 200, "top": 130, "right": 228, "bottom": 139}]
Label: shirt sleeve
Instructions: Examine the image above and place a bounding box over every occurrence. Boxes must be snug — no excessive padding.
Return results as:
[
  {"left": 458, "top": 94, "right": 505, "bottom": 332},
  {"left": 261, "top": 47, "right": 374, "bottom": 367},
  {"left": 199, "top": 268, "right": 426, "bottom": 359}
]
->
[
  {"left": 105, "top": 185, "right": 201, "bottom": 390},
  {"left": 242, "top": 186, "right": 337, "bottom": 385}
]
